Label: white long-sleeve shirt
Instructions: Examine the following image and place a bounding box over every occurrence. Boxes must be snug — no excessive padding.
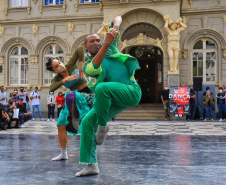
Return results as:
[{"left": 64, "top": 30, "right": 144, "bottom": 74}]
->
[{"left": 47, "top": 95, "right": 56, "bottom": 105}]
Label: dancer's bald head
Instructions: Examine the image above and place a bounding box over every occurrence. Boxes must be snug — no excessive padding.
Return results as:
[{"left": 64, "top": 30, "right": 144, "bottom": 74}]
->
[{"left": 84, "top": 34, "right": 102, "bottom": 57}]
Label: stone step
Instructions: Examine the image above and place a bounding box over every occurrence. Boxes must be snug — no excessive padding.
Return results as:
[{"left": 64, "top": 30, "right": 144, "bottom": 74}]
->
[
  {"left": 115, "top": 116, "right": 165, "bottom": 120},
  {"left": 121, "top": 109, "right": 165, "bottom": 113},
  {"left": 115, "top": 103, "right": 164, "bottom": 121},
  {"left": 117, "top": 112, "right": 165, "bottom": 116}
]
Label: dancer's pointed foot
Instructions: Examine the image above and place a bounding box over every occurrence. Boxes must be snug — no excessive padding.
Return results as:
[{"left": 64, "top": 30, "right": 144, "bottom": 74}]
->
[
  {"left": 96, "top": 125, "right": 109, "bottom": 145},
  {"left": 76, "top": 164, "right": 99, "bottom": 177}
]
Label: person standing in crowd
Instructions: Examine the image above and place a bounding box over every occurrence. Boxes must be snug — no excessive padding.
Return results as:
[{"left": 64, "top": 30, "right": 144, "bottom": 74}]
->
[
  {"left": 0, "top": 86, "right": 8, "bottom": 109},
  {"left": 161, "top": 84, "right": 171, "bottom": 121},
  {"left": 9, "top": 88, "right": 19, "bottom": 98},
  {"left": 224, "top": 87, "right": 226, "bottom": 119},
  {"left": 47, "top": 92, "right": 56, "bottom": 122},
  {"left": 216, "top": 87, "right": 225, "bottom": 122},
  {"left": 17, "top": 98, "right": 32, "bottom": 128},
  {"left": 189, "top": 86, "right": 196, "bottom": 121},
  {"left": 202, "top": 89, "right": 215, "bottom": 121},
  {"left": 56, "top": 91, "right": 65, "bottom": 118},
  {"left": 203, "top": 87, "right": 212, "bottom": 96},
  {"left": 30, "top": 87, "right": 45, "bottom": 121},
  {"left": 19, "top": 87, "right": 29, "bottom": 107}
]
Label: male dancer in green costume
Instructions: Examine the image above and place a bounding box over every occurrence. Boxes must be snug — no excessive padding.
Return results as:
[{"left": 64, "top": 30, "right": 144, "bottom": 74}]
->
[
  {"left": 45, "top": 46, "right": 93, "bottom": 161},
  {"left": 75, "top": 16, "right": 141, "bottom": 176}
]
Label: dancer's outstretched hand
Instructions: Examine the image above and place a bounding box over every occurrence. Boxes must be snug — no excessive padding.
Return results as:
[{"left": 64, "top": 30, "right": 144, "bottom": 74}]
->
[
  {"left": 105, "top": 28, "right": 118, "bottom": 45},
  {"left": 64, "top": 74, "right": 79, "bottom": 82}
]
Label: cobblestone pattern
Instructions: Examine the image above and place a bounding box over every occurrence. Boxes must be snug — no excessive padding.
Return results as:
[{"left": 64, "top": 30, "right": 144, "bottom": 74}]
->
[{"left": 1, "top": 120, "right": 226, "bottom": 136}]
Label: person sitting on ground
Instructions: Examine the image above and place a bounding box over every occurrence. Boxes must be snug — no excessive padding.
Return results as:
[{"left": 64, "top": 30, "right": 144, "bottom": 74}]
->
[
  {"left": 16, "top": 98, "right": 32, "bottom": 128},
  {"left": 0, "top": 103, "right": 10, "bottom": 130},
  {"left": 202, "top": 89, "right": 215, "bottom": 121},
  {"left": 6, "top": 98, "right": 18, "bottom": 128}
]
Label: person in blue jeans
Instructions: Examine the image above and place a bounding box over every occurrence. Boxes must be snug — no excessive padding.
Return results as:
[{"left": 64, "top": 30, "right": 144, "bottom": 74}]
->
[
  {"left": 189, "top": 86, "right": 196, "bottom": 121},
  {"left": 30, "top": 87, "right": 45, "bottom": 121},
  {"left": 216, "top": 87, "right": 226, "bottom": 122},
  {"left": 202, "top": 89, "right": 215, "bottom": 121}
]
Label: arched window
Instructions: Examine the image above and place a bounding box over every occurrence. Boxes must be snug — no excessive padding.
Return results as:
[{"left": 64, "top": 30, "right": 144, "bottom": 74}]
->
[
  {"left": 43, "top": 45, "right": 64, "bottom": 85},
  {"left": 9, "top": 46, "right": 29, "bottom": 85},
  {"left": 192, "top": 39, "right": 217, "bottom": 83}
]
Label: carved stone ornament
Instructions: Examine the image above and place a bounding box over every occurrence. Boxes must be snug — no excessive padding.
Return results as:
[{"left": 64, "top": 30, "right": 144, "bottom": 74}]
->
[
  {"left": 182, "top": 16, "right": 188, "bottom": 25},
  {"left": 0, "top": 25, "right": 5, "bottom": 37},
  {"left": 67, "top": 22, "right": 74, "bottom": 34},
  {"left": 66, "top": 55, "right": 72, "bottom": 62},
  {"left": 27, "top": 7, "right": 31, "bottom": 15},
  {"left": 63, "top": 5, "right": 66, "bottom": 13},
  {"left": 119, "top": 33, "right": 164, "bottom": 53},
  {"left": 223, "top": 49, "right": 226, "bottom": 59},
  {"left": 31, "top": 24, "right": 39, "bottom": 36},
  {"left": 4, "top": 8, "right": 8, "bottom": 16},
  {"left": 99, "top": 2, "right": 103, "bottom": 11},
  {"left": 33, "top": 0, "right": 38, "bottom": 4},
  {"left": 179, "top": 49, "right": 188, "bottom": 60},
  {"left": 74, "top": 4, "right": 78, "bottom": 12},
  {"left": 223, "top": 15, "right": 226, "bottom": 23},
  {"left": 39, "top": 6, "right": 43, "bottom": 14},
  {"left": 30, "top": 55, "right": 38, "bottom": 64},
  {"left": 0, "top": 56, "right": 4, "bottom": 66},
  {"left": 97, "top": 22, "right": 111, "bottom": 36},
  {"left": 188, "top": 0, "right": 192, "bottom": 5}
]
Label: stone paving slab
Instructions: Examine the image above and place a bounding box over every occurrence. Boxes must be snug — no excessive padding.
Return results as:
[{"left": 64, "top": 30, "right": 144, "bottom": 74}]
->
[{"left": 1, "top": 120, "right": 226, "bottom": 136}]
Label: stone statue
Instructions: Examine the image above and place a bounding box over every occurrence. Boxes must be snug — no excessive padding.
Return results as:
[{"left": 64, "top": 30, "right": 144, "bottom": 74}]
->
[
  {"left": 164, "top": 15, "right": 187, "bottom": 74},
  {"left": 97, "top": 22, "right": 111, "bottom": 36}
]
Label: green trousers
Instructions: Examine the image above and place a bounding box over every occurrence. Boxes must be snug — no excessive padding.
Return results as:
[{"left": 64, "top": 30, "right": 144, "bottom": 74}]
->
[{"left": 79, "top": 82, "right": 141, "bottom": 163}]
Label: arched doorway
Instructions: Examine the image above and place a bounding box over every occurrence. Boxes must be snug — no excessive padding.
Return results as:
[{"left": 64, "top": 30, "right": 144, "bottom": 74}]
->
[
  {"left": 125, "top": 46, "right": 163, "bottom": 103},
  {"left": 119, "top": 22, "right": 164, "bottom": 104}
]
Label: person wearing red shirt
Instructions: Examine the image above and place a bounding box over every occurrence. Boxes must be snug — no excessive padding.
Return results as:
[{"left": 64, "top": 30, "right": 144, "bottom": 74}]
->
[{"left": 56, "top": 92, "right": 65, "bottom": 118}]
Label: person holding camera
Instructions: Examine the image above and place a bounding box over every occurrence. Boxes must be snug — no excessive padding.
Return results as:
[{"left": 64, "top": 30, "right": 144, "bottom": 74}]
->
[
  {"left": 56, "top": 91, "right": 65, "bottom": 118},
  {"left": 30, "top": 87, "right": 45, "bottom": 121}
]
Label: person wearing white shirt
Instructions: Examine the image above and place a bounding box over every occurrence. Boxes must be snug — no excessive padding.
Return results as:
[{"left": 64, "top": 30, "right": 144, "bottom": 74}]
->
[
  {"left": 18, "top": 87, "right": 29, "bottom": 108},
  {"left": 47, "top": 92, "right": 56, "bottom": 121},
  {"left": 30, "top": 87, "right": 45, "bottom": 121},
  {"left": 0, "top": 86, "right": 8, "bottom": 107}
]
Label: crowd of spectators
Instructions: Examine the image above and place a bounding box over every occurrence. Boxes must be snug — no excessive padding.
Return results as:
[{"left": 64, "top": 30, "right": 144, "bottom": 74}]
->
[{"left": 0, "top": 86, "right": 64, "bottom": 131}]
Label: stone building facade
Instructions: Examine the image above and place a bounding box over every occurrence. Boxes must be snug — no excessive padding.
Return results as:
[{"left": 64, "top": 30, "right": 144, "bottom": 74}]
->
[{"left": 0, "top": 0, "right": 226, "bottom": 113}]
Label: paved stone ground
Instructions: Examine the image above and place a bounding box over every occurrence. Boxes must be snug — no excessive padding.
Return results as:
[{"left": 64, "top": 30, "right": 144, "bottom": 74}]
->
[{"left": 1, "top": 120, "right": 226, "bottom": 136}]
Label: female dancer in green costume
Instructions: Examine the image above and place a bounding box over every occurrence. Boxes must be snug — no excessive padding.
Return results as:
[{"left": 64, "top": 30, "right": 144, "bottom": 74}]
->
[
  {"left": 75, "top": 16, "right": 141, "bottom": 176},
  {"left": 45, "top": 46, "right": 94, "bottom": 161}
]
